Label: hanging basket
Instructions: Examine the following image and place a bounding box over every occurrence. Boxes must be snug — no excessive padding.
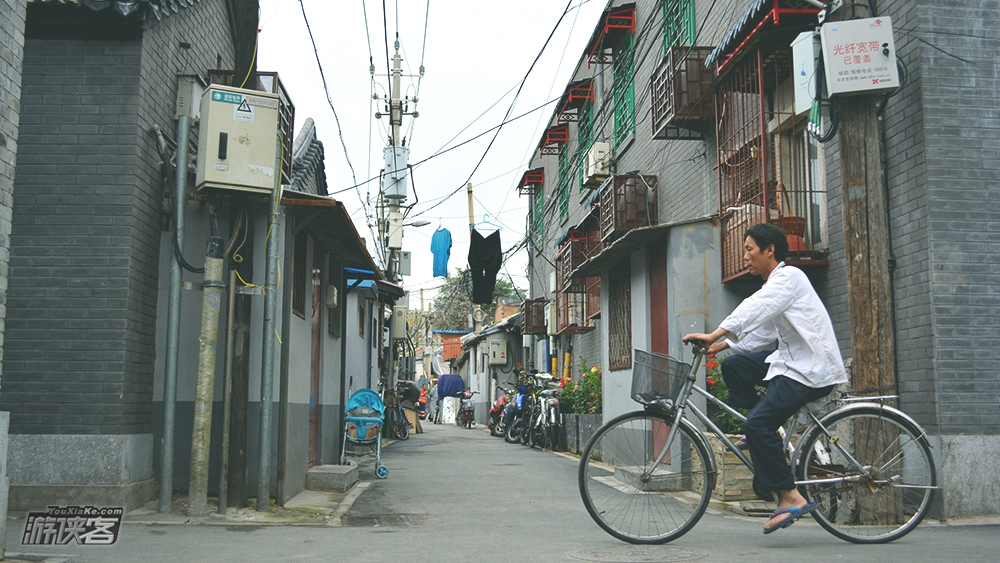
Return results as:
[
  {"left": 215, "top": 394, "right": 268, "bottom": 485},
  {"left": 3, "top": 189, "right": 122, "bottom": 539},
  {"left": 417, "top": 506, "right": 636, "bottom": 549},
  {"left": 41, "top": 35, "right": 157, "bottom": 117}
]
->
[
  {"left": 774, "top": 215, "right": 806, "bottom": 238},
  {"left": 773, "top": 183, "right": 806, "bottom": 238}
]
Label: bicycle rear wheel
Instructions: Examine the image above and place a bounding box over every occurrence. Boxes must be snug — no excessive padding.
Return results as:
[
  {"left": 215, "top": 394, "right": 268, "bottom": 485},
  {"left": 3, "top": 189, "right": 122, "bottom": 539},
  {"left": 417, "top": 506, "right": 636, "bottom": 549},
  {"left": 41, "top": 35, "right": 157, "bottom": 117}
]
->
[
  {"left": 579, "top": 411, "right": 713, "bottom": 544},
  {"left": 796, "top": 406, "right": 936, "bottom": 544}
]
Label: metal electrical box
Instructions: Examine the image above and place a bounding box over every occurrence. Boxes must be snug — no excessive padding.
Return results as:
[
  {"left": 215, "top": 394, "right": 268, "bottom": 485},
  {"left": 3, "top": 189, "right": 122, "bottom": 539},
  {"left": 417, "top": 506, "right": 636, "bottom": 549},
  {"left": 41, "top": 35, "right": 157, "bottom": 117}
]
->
[
  {"left": 820, "top": 16, "right": 899, "bottom": 96},
  {"left": 488, "top": 337, "right": 508, "bottom": 365},
  {"left": 196, "top": 84, "right": 281, "bottom": 193},
  {"left": 791, "top": 31, "right": 820, "bottom": 115},
  {"left": 398, "top": 251, "right": 412, "bottom": 276},
  {"left": 392, "top": 305, "right": 408, "bottom": 339}
]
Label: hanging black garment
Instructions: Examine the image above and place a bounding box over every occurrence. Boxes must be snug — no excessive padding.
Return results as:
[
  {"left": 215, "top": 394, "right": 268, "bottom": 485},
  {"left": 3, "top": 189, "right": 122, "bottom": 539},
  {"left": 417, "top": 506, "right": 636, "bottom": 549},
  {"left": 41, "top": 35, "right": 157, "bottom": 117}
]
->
[{"left": 468, "top": 229, "right": 502, "bottom": 305}]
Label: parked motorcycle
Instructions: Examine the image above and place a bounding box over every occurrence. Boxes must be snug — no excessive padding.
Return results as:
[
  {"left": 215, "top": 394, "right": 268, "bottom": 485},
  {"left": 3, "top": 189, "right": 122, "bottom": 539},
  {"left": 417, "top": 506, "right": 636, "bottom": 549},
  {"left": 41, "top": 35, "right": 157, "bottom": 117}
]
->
[
  {"left": 488, "top": 386, "right": 513, "bottom": 437},
  {"left": 457, "top": 390, "right": 478, "bottom": 429},
  {"left": 504, "top": 375, "right": 536, "bottom": 443}
]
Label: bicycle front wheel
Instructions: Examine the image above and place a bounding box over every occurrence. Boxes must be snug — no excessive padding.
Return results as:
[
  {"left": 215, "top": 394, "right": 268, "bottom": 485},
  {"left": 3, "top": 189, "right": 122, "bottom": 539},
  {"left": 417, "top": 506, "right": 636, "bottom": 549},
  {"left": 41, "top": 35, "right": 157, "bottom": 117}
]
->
[
  {"left": 396, "top": 410, "right": 410, "bottom": 440},
  {"left": 579, "top": 411, "right": 714, "bottom": 544},
  {"left": 796, "top": 406, "right": 936, "bottom": 544}
]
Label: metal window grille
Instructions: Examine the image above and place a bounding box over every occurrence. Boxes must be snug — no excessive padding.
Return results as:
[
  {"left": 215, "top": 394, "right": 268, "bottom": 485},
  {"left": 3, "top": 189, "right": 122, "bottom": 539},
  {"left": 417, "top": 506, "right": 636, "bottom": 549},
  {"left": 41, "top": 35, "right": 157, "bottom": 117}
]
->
[
  {"left": 613, "top": 35, "right": 636, "bottom": 150},
  {"left": 715, "top": 46, "right": 828, "bottom": 282},
  {"left": 586, "top": 276, "right": 601, "bottom": 319},
  {"left": 607, "top": 261, "right": 632, "bottom": 370},
  {"left": 662, "top": 0, "right": 696, "bottom": 51}
]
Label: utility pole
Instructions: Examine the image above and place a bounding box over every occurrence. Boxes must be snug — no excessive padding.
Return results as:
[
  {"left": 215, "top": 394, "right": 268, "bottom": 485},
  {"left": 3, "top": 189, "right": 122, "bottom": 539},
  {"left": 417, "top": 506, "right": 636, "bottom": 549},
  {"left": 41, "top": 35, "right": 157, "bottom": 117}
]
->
[
  {"left": 375, "top": 37, "right": 420, "bottom": 387},
  {"left": 467, "top": 182, "right": 482, "bottom": 335},
  {"left": 832, "top": 5, "right": 896, "bottom": 396}
]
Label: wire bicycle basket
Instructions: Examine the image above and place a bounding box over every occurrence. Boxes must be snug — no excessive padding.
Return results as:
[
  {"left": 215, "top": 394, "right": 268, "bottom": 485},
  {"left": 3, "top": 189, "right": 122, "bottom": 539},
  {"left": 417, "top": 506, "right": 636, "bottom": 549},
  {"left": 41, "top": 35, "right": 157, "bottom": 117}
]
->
[{"left": 631, "top": 349, "right": 691, "bottom": 408}]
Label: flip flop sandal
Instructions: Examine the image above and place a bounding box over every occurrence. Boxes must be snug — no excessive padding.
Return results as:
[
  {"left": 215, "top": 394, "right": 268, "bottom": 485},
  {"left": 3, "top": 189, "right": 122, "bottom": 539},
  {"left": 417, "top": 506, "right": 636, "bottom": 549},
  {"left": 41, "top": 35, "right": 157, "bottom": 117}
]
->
[
  {"left": 762, "top": 502, "right": 818, "bottom": 534},
  {"left": 734, "top": 436, "right": 749, "bottom": 450}
]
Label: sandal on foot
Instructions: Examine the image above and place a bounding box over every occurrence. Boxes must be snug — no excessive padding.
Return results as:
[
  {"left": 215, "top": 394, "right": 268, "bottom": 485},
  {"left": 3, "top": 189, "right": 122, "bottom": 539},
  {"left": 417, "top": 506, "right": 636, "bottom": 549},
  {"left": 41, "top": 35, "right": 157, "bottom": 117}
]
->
[
  {"left": 734, "top": 436, "right": 749, "bottom": 451},
  {"left": 762, "top": 502, "right": 817, "bottom": 534}
]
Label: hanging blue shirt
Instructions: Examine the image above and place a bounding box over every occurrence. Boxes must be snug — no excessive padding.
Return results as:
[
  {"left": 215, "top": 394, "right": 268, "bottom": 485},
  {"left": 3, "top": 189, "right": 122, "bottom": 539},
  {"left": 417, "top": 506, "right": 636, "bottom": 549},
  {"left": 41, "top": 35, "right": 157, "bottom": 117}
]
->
[{"left": 430, "top": 227, "right": 452, "bottom": 277}]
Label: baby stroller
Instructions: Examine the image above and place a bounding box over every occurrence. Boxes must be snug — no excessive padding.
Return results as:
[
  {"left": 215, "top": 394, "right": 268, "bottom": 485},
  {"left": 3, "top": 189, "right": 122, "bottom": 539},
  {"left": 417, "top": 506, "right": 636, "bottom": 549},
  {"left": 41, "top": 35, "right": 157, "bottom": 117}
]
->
[{"left": 341, "top": 388, "right": 389, "bottom": 479}]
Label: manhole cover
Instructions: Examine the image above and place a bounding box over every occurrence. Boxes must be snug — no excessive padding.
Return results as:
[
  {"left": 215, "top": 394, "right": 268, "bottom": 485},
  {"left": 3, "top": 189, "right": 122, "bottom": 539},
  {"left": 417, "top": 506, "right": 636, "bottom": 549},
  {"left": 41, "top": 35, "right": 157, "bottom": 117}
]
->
[
  {"left": 341, "top": 514, "right": 418, "bottom": 527},
  {"left": 569, "top": 545, "right": 708, "bottom": 563}
]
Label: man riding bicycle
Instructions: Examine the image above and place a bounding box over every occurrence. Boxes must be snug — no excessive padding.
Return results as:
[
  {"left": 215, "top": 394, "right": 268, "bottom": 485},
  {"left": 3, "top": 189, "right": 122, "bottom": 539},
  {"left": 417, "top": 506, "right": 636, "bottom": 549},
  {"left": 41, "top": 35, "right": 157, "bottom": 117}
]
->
[{"left": 684, "top": 223, "right": 848, "bottom": 534}]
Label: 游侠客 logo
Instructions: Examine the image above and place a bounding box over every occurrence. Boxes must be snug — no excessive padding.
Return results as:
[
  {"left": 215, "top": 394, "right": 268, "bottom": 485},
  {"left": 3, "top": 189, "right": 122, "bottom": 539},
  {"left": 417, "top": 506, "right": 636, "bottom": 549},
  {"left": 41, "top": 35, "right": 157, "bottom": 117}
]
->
[{"left": 22, "top": 505, "right": 123, "bottom": 545}]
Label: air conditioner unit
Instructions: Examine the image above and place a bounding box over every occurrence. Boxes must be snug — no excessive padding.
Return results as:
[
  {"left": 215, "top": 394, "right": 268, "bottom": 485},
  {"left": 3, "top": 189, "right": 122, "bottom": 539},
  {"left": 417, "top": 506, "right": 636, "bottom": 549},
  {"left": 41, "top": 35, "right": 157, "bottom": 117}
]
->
[{"left": 584, "top": 142, "right": 611, "bottom": 188}]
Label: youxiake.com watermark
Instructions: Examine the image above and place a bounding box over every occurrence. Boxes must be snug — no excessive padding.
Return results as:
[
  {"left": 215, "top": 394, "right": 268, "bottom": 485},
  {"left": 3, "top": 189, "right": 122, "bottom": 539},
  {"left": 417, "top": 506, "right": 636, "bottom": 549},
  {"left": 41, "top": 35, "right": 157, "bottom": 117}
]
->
[{"left": 22, "top": 505, "right": 124, "bottom": 545}]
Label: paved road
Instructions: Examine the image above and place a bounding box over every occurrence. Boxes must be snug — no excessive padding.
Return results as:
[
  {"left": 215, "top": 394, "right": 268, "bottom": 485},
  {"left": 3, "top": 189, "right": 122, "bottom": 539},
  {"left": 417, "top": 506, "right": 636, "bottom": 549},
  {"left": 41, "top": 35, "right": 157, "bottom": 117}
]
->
[{"left": 6, "top": 421, "right": 997, "bottom": 562}]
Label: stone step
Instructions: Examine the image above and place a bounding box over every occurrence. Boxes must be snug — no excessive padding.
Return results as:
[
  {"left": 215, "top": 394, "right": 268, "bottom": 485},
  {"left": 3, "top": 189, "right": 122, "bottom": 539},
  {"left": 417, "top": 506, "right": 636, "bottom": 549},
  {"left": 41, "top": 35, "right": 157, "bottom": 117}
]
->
[{"left": 305, "top": 464, "right": 358, "bottom": 493}]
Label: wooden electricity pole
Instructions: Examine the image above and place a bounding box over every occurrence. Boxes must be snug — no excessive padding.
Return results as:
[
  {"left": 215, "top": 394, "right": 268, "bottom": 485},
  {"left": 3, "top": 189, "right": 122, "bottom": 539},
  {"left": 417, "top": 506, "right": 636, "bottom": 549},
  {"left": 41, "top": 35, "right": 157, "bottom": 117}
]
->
[{"left": 833, "top": 7, "right": 896, "bottom": 396}]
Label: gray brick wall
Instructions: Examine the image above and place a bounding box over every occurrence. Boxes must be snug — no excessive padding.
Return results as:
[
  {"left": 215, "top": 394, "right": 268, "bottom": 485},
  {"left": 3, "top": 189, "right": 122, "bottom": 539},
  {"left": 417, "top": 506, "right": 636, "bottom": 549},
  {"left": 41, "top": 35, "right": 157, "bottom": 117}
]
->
[
  {"left": 1, "top": 1, "right": 233, "bottom": 435},
  {"left": 918, "top": 0, "right": 1000, "bottom": 435},
  {"left": 0, "top": 0, "right": 26, "bottom": 394},
  {"left": 529, "top": 0, "right": 1000, "bottom": 436}
]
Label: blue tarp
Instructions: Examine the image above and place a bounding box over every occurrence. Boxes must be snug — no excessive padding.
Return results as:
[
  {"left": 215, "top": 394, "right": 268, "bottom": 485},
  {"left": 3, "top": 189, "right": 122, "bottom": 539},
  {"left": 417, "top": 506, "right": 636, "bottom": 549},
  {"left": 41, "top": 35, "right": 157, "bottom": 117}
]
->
[{"left": 437, "top": 373, "right": 465, "bottom": 400}]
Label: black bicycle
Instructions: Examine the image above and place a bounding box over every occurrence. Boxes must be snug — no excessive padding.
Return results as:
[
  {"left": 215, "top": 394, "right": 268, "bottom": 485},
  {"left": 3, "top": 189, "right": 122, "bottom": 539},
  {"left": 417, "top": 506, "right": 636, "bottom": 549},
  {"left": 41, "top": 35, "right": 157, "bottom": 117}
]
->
[{"left": 381, "top": 383, "right": 409, "bottom": 441}]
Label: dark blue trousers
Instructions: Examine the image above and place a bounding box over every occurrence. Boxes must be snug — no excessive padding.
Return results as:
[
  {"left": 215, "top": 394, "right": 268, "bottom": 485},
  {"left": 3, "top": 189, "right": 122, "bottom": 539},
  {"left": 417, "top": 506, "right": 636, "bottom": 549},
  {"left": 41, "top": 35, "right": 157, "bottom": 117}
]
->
[{"left": 720, "top": 351, "right": 835, "bottom": 493}]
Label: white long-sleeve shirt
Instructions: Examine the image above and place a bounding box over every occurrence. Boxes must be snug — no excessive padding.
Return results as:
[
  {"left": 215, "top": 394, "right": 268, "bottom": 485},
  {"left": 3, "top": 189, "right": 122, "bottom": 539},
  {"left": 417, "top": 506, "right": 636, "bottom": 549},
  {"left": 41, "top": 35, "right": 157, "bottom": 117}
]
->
[{"left": 720, "top": 263, "right": 848, "bottom": 389}]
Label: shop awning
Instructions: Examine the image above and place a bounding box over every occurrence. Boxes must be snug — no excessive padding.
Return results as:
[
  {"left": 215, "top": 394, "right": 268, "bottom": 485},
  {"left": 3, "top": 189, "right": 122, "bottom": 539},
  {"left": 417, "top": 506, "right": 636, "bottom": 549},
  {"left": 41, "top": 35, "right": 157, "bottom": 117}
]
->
[
  {"left": 705, "top": 0, "right": 823, "bottom": 73},
  {"left": 282, "top": 190, "right": 382, "bottom": 276}
]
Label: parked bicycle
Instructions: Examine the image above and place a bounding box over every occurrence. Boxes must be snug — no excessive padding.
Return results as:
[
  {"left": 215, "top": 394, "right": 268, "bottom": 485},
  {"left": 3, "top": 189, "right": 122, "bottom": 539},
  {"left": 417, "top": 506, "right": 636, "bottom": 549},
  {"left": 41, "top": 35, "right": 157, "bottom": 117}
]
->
[
  {"left": 578, "top": 344, "right": 937, "bottom": 545},
  {"left": 380, "top": 382, "right": 410, "bottom": 441}
]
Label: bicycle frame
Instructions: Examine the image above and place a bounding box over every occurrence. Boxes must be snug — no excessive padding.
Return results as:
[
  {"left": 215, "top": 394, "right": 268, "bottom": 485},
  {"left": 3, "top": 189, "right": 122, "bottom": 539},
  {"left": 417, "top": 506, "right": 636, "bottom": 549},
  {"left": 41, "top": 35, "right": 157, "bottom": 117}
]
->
[{"left": 645, "top": 347, "right": 905, "bottom": 492}]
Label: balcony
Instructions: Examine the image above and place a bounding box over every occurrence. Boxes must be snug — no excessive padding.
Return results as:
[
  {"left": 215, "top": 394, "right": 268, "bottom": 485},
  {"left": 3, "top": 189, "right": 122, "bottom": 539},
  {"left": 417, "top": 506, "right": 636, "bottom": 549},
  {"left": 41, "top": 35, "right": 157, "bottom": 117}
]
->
[
  {"left": 599, "top": 174, "right": 658, "bottom": 243},
  {"left": 716, "top": 46, "right": 829, "bottom": 283},
  {"left": 651, "top": 46, "right": 715, "bottom": 140},
  {"left": 557, "top": 237, "right": 588, "bottom": 292},
  {"left": 521, "top": 298, "right": 548, "bottom": 335}
]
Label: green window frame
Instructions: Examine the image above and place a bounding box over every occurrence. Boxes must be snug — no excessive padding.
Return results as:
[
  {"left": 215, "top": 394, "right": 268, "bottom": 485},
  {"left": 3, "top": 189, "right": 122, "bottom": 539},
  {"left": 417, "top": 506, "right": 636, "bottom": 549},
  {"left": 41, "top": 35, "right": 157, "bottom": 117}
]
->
[
  {"left": 613, "top": 35, "right": 635, "bottom": 150},
  {"left": 558, "top": 145, "right": 570, "bottom": 221},
  {"left": 577, "top": 103, "right": 593, "bottom": 194},
  {"left": 532, "top": 184, "right": 546, "bottom": 247},
  {"left": 663, "top": 0, "right": 696, "bottom": 52}
]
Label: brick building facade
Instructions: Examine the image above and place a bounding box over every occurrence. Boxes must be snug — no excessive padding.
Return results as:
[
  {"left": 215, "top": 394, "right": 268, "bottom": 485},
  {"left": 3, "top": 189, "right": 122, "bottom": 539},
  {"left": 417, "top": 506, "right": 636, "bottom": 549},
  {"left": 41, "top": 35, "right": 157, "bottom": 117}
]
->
[{"left": 523, "top": 0, "right": 999, "bottom": 519}]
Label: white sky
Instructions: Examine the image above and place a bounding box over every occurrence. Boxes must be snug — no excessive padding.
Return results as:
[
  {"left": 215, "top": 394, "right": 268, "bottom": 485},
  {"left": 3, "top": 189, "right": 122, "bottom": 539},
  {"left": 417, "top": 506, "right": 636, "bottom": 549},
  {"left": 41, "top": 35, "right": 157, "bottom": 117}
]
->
[{"left": 257, "top": 0, "right": 607, "bottom": 309}]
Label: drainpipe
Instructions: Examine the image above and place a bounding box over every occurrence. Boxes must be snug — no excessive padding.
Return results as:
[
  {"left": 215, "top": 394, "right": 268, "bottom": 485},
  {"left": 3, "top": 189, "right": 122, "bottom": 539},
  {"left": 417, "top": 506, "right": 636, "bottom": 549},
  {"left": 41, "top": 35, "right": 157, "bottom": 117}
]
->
[
  {"left": 257, "top": 135, "right": 284, "bottom": 511},
  {"left": 188, "top": 214, "right": 226, "bottom": 517},
  {"left": 161, "top": 73, "right": 200, "bottom": 513},
  {"left": 219, "top": 269, "right": 237, "bottom": 514}
]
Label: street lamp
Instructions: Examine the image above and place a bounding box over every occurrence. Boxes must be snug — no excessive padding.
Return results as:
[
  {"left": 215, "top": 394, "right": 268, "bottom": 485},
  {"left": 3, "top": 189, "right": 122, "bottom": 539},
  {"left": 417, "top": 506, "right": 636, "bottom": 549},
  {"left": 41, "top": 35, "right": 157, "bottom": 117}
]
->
[{"left": 405, "top": 220, "right": 431, "bottom": 227}]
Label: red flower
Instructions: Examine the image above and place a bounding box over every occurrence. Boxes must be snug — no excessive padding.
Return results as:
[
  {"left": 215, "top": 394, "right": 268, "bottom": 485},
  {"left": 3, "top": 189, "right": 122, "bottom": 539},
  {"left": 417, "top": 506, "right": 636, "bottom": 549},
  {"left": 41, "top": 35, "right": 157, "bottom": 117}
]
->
[{"left": 706, "top": 377, "right": 716, "bottom": 386}]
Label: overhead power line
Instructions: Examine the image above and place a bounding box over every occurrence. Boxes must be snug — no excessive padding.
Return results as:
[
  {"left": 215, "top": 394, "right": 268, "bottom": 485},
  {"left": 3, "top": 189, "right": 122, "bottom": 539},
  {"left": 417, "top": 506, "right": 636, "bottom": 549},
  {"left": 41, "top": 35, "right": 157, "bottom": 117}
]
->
[{"left": 297, "top": 0, "right": 358, "bottom": 188}]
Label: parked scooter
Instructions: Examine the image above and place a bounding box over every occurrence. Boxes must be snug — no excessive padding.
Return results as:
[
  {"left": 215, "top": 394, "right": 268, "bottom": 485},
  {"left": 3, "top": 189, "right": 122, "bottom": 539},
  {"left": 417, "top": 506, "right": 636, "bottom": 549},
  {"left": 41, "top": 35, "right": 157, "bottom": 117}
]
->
[
  {"left": 488, "top": 386, "right": 514, "bottom": 437},
  {"left": 457, "top": 390, "right": 478, "bottom": 429}
]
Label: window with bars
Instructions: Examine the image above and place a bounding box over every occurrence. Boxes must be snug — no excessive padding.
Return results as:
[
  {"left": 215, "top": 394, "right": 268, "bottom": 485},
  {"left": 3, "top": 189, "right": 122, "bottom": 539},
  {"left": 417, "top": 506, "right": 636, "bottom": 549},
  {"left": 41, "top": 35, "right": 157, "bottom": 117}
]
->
[
  {"left": 613, "top": 34, "right": 635, "bottom": 150},
  {"left": 578, "top": 103, "right": 593, "bottom": 194},
  {"left": 607, "top": 261, "right": 632, "bottom": 370},
  {"left": 532, "top": 184, "right": 546, "bottom": 248},
  {"left": 558, "top": 145, "right": 570, "bottom": 221},
  {"left": 663, "top": 0, "right": 696, "bottom": 51},
  {"left": 715, "top": 47, "right": 829, "bottom": 282}
]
